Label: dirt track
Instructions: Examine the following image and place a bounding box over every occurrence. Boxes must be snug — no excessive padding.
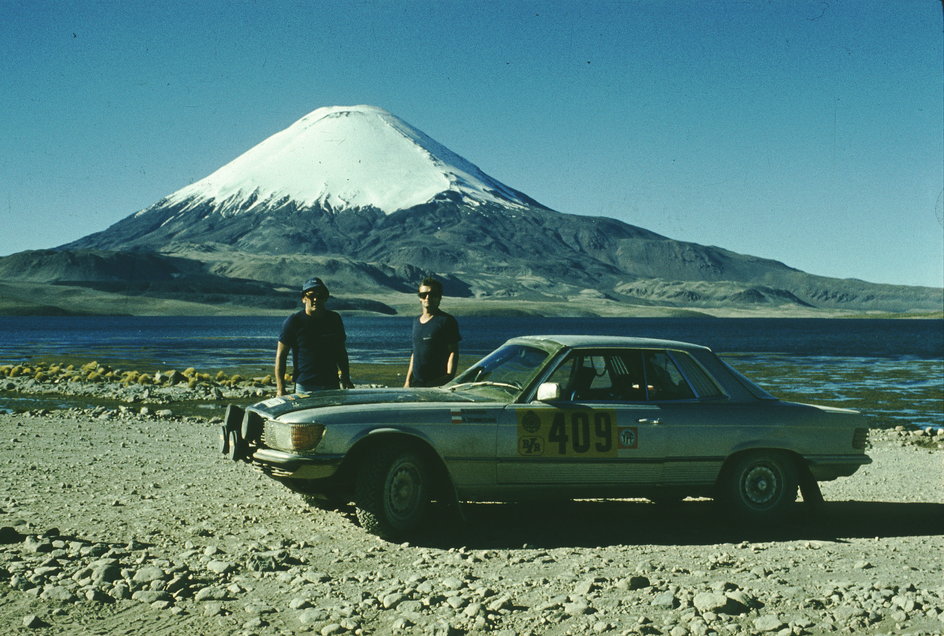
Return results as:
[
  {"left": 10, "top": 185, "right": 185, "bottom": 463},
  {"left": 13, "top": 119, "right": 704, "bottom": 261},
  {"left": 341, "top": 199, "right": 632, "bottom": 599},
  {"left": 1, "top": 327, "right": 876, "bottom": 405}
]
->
[{"left": 1, "top": 409, "right": 942, "bottom": 635}]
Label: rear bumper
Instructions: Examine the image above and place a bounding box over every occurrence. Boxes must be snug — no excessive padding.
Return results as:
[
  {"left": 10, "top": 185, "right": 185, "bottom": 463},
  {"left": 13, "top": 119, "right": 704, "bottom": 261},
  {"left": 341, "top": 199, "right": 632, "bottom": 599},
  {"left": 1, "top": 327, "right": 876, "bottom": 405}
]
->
[
  {"left": 249, "top": 448, "right": 343, "bottom": 480},
  {"left": 806, "top": 454, "right": 872, "bottom": 480}
]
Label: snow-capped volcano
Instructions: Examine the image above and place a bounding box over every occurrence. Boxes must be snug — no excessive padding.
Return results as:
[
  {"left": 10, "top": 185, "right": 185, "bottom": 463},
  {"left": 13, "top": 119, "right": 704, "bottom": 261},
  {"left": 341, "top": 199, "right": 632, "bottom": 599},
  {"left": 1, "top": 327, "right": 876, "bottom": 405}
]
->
[
  {"left": 157, "top": 105, "right": 542, "bottom": 215},
  {"left": 47, "top": 103, "right": 941, "bottom": 315}
]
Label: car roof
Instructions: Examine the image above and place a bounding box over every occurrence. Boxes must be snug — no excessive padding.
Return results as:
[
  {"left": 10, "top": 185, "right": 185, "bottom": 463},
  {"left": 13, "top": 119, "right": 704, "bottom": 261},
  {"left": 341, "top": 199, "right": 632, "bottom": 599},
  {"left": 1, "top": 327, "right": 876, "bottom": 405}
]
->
[{"left": 508, "top": 334, "right": 713, "bottom": 352}]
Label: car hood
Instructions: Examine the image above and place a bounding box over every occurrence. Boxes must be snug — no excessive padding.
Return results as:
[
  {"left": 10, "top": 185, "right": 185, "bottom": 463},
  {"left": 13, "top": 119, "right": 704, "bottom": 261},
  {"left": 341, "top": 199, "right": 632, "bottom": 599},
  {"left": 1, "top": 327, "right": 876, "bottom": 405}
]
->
[{"left": 246, "top": 387, "right": 494, "bottom": 419}]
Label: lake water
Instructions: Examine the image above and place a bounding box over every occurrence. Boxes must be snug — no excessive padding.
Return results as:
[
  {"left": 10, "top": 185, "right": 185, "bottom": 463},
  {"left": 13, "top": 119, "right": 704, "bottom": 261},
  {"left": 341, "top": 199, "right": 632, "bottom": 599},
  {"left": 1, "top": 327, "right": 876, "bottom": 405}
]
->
[{"left": 1, "top": 316, "right": 941, "bottom": 429}]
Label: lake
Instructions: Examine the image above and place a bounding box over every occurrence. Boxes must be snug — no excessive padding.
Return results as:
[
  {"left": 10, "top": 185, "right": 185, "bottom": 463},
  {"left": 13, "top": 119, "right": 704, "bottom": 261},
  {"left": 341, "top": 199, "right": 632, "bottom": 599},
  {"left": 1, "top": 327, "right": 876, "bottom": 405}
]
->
[{"left": 1, "top": 316, "right": 941, "bottom": 430}]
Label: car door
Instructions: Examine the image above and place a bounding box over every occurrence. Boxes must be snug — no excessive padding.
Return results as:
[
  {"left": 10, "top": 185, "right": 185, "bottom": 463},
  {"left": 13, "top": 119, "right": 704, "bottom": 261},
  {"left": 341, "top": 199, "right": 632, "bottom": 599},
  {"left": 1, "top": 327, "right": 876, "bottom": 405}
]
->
[
  {"left": 636, "top": 348, "right": 734, "bottom": 487},
  {"left": 496, "top": 349, "right": 668, "bottom": 488}
]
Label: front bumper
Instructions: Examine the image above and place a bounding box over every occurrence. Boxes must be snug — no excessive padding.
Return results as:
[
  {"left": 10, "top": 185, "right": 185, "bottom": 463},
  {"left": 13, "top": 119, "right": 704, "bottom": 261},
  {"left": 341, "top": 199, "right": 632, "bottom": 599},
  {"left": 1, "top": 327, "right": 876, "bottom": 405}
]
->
[
  {"left": 221, "top": 404, "right": 341, "bottom": 480},
  {"left": 249, "top": 448, "right": 343, "bottom": 480}
]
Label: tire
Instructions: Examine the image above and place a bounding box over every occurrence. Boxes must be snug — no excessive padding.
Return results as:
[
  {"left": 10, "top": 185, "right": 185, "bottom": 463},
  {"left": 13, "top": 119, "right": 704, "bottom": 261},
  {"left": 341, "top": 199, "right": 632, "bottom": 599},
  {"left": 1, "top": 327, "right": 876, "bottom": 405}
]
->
[
  {"left": 354, "top": 446, "right": 429, "bottom": 540},
  {"left": 720, "top": 451, "right": 798, "bottom": 519},
  {"left": 224, "top": 429, "right": 247, "bottom": 461}
]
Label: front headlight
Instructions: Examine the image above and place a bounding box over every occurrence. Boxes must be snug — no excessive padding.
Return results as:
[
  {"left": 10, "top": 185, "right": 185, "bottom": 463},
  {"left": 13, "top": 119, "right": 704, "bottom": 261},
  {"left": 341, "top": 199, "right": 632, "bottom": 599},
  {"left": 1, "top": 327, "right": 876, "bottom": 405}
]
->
[{"left": 262, "top": 421, "right": 325, "bottom": 452}]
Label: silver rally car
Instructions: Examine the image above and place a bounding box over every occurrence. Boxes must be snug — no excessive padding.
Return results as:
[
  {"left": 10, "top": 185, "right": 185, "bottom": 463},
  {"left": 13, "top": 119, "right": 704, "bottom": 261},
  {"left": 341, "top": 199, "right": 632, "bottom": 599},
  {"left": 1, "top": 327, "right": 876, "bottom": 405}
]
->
[{"left": 221, "top": 335, "right": 871, "bottom": 539}]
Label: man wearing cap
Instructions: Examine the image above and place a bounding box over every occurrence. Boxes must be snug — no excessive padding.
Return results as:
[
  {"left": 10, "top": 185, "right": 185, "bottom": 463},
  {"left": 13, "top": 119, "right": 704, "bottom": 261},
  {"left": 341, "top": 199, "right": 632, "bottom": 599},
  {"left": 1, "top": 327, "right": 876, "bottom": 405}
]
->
[{"left": 275, "top": 277, "right": 354, "bottom": 396}]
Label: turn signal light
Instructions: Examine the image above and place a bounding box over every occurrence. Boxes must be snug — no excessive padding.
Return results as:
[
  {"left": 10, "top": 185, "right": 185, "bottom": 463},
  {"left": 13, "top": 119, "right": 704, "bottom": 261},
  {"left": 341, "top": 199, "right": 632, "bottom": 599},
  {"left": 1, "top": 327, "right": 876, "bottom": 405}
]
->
[{"left": 290, "top": 424, "right": 325, "bottom": 451}]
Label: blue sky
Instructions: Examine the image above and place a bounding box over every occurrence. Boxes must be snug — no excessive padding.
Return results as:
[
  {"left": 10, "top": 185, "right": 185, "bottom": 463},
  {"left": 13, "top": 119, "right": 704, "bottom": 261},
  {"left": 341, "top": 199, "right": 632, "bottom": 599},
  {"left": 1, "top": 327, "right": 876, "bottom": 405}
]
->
[{"left": 1, "top": 0, "right": 942, "bottom": 288}]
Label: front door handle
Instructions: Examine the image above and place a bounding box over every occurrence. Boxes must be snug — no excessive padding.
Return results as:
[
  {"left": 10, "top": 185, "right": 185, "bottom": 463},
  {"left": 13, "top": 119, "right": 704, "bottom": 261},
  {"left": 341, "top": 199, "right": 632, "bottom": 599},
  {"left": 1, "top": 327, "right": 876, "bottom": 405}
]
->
[{"left": 637, "top": 418, "right": 661, "bottom": 425}]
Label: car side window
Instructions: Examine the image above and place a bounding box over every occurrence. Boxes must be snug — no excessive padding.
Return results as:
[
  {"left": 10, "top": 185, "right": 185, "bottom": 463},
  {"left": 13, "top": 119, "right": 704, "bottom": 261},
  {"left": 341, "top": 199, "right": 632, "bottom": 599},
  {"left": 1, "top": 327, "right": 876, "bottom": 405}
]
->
[
  {"left": 547, "top": 354, "right": 613, "bottom": 401},
  {"left": 643, "top": 350, "right": 696, "bottom": 401},
  {"left": 547, "top": 351, "right": 641, "bottom": 402},
  {"left": 546, "top": 350, "right": 700, "bottom": 402},
  {"left": 604, "top": 351, "right": 647, "bottom": 400}
]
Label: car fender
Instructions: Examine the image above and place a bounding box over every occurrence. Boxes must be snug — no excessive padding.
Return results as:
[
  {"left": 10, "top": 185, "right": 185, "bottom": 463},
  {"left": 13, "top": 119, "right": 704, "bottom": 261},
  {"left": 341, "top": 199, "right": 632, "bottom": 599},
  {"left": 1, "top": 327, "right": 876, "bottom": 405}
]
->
[
  {"left": 722, "top": 441, "right": 807, "bottom": 473},
  {"left": 353, "top": 425, "right": 441, "bottom": 453},
  {"left": 342, "top": 426, "right": 459, "bottom": 505}
]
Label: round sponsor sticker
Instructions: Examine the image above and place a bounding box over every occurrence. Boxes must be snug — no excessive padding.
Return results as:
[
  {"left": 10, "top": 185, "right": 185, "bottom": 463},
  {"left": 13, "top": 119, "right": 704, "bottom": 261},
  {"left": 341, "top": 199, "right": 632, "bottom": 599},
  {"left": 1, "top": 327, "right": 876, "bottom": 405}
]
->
[
  {"left": 522, "top": 411, "right": 541, "bottom": 434},
  {"left": 619, "top": 428, "right": 637, "bottom": 447}
]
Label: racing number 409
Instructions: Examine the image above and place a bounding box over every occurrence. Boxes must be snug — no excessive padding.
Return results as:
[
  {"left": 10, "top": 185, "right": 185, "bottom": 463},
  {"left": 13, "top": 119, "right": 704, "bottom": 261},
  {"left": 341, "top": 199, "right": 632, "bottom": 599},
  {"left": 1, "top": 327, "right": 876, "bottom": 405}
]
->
[{"left": 547, "top": 411, "right": 613, "bottom": 455}]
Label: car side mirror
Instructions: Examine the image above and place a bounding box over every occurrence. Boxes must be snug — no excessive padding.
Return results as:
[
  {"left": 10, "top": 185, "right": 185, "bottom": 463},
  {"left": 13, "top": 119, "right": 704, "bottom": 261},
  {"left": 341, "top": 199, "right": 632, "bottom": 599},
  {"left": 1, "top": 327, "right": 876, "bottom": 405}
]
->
[{"left": 536, "top": 382, "right": 561, "bottom": 402}]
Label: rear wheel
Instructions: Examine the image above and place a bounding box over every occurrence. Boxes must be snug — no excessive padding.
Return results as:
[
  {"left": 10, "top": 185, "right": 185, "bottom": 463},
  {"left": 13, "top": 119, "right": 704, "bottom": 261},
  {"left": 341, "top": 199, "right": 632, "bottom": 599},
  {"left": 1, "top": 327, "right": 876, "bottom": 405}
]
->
[
  {"left": 720, "top": 451, "right": 797, "bottom": 519},
  {"left": 355, "top": 446, "right": 429, "bottom": 540}
]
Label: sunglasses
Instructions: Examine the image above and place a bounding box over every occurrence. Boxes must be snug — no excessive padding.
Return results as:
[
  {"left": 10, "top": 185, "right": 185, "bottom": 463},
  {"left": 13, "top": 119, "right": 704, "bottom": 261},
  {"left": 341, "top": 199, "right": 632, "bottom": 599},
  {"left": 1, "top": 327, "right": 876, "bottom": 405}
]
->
[
  {"left": 304, "top": 292, "right": 327, "bottom": 300},
  {"left": 417, "top": 291, "right": 441, "bottom": 299}
]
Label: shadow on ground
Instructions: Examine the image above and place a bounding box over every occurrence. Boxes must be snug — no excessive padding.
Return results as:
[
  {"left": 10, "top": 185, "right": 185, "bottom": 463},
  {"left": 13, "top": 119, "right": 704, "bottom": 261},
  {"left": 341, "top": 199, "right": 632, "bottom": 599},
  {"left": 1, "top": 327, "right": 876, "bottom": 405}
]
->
[{"left": 404, "top": 499, "right": 944, "bottom": 549}]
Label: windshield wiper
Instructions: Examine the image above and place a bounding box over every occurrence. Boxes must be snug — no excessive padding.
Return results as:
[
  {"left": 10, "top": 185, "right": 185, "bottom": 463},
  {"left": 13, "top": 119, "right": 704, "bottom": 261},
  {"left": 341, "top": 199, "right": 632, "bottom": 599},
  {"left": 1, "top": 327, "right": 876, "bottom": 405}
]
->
[{"left": 450, "top": 381, "right": 522, "bottom": 391}]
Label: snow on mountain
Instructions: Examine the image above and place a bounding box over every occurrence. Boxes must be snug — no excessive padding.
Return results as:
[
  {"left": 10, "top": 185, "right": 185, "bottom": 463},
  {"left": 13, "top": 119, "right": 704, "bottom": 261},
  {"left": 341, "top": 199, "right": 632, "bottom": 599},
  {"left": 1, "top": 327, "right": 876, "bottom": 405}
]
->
[{"left": 153, "top": 105, "right": 540, "bottom": 216}]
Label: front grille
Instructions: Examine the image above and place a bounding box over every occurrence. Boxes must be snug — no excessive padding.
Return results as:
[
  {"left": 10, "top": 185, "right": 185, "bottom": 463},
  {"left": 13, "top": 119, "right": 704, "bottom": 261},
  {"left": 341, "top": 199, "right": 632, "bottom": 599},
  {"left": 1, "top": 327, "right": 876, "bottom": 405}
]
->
[
  {"left": 258, "top": 464, "right": 294, "bottom": 478},
  {"left": 260, "top": 427, "right": 274, "bottom": 450}
]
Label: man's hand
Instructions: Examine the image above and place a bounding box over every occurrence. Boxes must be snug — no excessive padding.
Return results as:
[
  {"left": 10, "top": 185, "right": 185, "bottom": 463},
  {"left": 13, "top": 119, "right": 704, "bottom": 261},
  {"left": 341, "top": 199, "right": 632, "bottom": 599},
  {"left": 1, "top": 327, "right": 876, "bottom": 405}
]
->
[{"left": 275, "top": 341, "right": 289, "bottom": 398}]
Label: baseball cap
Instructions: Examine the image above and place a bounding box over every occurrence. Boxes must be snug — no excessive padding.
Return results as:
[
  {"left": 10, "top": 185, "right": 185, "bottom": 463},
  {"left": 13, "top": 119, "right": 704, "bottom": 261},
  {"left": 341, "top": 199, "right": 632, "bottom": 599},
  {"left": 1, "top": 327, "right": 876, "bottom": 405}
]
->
[{"left": 302, "top": 277, "right": 329, "bottom": 297}]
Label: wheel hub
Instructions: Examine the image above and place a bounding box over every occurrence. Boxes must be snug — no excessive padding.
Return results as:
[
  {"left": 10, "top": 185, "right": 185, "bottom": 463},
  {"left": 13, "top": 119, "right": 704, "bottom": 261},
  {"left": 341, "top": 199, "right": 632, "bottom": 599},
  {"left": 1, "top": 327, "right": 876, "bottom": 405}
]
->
[
  {"left": 389, "top": 465, "right": 420, "bottom": 515},
  {"left": 744, "top": 466, "right": 778, "bottom": 505}
]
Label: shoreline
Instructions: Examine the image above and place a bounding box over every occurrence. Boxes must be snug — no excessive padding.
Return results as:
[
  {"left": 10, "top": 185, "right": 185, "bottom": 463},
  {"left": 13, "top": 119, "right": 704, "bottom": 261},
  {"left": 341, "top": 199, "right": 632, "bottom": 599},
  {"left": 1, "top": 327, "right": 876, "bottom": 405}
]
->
[{"left": 1, "top": 306, "right": 942, "bottom": 320}]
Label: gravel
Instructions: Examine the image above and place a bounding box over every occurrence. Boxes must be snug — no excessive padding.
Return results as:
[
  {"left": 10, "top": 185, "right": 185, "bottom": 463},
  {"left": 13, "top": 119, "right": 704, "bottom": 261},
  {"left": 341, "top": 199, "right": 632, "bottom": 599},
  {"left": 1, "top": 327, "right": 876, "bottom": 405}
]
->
[{"left": 0, "top": 407, "right": 942, "bottom": 635}]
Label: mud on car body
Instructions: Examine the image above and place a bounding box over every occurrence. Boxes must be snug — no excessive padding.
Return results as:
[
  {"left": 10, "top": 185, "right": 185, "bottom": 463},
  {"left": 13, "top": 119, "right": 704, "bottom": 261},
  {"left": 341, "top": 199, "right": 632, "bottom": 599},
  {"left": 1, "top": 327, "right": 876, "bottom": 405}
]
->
[{"left": 220, "top": 335, "right": 871, "bottom": 540}]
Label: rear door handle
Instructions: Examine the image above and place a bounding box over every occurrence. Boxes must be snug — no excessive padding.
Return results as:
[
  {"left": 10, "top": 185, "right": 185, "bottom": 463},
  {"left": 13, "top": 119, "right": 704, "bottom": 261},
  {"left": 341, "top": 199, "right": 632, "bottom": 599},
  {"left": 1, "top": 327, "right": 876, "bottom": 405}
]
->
[{"left": 637, "top": 418, "right": 661, "bottom": 425}]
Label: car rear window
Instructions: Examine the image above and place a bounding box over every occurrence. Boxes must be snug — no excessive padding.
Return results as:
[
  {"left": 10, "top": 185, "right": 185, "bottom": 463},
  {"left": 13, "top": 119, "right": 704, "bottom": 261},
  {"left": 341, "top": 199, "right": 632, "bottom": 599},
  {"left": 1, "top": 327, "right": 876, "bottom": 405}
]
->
[{"left": 669, "top": 351, "right": 726, "bottom": 398}]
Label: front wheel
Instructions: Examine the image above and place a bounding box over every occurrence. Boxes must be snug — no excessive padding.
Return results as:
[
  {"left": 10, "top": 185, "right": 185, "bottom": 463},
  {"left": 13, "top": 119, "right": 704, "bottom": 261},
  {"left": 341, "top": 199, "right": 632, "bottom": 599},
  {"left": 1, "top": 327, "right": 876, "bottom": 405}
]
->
[
  {"left": 719, "top": 452, "right": 797, "bottom": 520},
  {"left": 355, "top": 446, "right": 429, "bottom": 540}
]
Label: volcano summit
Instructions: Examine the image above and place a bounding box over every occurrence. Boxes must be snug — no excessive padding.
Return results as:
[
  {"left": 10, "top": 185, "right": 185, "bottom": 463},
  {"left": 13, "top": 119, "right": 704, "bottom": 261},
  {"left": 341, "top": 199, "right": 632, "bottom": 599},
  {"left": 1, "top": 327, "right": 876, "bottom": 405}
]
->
[
  {"left": 1, "top": 105, "right": 937, "bottom": 317},
  {"left": 161, "top": 105, "right": 543, "bottom": 215}
]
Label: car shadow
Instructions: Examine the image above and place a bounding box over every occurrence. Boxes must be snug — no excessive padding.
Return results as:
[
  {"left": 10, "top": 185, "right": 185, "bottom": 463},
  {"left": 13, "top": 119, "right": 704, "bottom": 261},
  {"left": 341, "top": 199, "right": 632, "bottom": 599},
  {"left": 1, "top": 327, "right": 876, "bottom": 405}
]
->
[{"left": 410, "top": 499, "right": 944, "bottom": 549}]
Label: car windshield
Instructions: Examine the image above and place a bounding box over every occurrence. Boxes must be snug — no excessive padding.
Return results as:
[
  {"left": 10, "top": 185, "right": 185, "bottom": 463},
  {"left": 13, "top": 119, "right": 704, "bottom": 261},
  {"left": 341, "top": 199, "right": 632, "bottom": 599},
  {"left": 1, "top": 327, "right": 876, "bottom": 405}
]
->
[{"left": 450, "top": 344, "right": 550, "bottom": 391}]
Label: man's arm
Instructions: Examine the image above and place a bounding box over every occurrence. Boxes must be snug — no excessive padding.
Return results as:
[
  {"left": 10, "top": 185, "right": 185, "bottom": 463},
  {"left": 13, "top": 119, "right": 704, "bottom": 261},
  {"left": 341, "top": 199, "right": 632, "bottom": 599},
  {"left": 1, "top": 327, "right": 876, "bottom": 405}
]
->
[
  {"left": 275, "top": 340, "right": 289, "bottom": 396},
  {"left": 337, "top": 344, "right": 354, "bottom": 389},
  {"left": 404, "top": 353, "right": 415, "bottom": 388},
  {"left": 444, "top": 343, "right": 459, "bottom": 382}
]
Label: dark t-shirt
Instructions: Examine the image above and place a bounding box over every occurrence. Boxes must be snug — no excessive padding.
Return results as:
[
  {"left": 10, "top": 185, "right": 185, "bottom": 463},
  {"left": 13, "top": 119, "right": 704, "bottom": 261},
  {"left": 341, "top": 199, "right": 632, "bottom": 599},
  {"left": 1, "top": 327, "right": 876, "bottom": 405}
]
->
[
  {"left": 279, "top": 310, "right": 346, "bottom": 388},
  {"left": 411, "top": 311, "right": 461, "bottom": 387}
]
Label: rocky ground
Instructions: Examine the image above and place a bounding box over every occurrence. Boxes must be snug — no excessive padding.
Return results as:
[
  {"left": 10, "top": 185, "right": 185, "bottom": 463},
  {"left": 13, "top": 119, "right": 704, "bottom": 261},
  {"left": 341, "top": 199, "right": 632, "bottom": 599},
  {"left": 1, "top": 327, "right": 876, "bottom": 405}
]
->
[{"left": 0, "top": 377, "right": 942, "bottom": 635}]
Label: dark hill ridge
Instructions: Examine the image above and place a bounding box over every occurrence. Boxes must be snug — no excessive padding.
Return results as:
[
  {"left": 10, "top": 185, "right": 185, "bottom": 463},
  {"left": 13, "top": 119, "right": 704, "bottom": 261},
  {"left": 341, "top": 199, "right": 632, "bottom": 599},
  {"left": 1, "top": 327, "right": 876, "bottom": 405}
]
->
[{"left": 6, "top": 201, "right": 938, "bottom": 315}]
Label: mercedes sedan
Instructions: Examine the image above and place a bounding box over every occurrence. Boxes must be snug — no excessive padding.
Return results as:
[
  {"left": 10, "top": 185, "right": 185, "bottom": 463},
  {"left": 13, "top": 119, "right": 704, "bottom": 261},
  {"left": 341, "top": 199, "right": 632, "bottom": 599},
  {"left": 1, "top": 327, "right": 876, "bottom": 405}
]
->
[{"left": 220, "top": 335, "right": 871, "bottom": 539}]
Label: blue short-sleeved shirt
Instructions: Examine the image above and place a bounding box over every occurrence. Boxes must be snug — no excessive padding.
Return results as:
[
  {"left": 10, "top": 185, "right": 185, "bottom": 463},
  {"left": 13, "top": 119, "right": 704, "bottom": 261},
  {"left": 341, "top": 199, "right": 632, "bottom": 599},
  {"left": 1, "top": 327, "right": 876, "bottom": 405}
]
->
[
  {"left": 411, "top": 311, "right": 461, "bottom": 387},
  {"left": 279, "top": 310, "right": 346, "bottom": 389}
]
